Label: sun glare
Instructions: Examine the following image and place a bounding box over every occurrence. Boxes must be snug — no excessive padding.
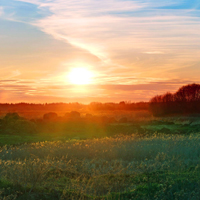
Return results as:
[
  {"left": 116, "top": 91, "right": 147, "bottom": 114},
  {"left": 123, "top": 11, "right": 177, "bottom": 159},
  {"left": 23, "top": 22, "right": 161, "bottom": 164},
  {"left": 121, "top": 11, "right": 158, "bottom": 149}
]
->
[{"left": 68, "top": 67, "right": 93, "bottom": 85}]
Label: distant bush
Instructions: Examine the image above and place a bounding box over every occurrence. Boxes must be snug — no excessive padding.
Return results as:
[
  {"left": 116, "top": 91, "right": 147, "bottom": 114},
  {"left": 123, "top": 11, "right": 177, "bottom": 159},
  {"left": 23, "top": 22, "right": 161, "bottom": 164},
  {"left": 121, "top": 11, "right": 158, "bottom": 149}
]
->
[
  {"left": 43, "top": 112, "right": 58, "bottom": 121},
  {"left": 0, "top": 113, "right": 37, "bottom": 135},
  {"left": 3, "top": 112, "right": 23, "bottom": 121},
  {"left": 69, "top": 111, "right": 80, "bottom": 118},
  {"left": 108, "top": 117, "right": 117, "bottom": 123},
  {"left": 85, "top": 113, "right": 93, "bottom": 118},
  {"left": 119, "top": 117, "right": 128, "bottom": 123}
]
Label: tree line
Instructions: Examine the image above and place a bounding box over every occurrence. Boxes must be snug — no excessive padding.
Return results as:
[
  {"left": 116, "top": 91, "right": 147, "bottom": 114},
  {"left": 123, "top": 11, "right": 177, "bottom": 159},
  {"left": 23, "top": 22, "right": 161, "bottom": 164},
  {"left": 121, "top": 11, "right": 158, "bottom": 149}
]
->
[
  {"left": 0, "top": 101, "right": 148, "bottom": 112},
  {"left": 149, "top": 83, "right": 200, "bottom": 116}
]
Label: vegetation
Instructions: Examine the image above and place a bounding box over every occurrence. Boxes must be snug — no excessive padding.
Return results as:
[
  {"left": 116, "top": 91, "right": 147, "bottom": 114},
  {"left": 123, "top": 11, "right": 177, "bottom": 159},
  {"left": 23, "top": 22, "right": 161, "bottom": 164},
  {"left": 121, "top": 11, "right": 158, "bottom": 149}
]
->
[
  {"left": 1, "top": 83, "right": 200, "bottom": 199},
  {"left": 150, "top": 83, "right": 200, "bottom": 116},
  {"left": 0, "top": 134, "right": 199, "bottom": 199},
  {"left": 1, "top": 83, "right": 200, "bottom": 119},
  {"left": 0, "top": 102, "right": 148, "bottom": 119}
]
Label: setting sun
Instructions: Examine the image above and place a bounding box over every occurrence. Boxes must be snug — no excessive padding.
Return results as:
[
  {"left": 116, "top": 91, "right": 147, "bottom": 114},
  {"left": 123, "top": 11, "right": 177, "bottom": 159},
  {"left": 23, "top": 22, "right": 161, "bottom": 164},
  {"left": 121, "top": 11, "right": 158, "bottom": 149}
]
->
[{"left": 68, "top": 67, "right": 93, "bottom": 85}]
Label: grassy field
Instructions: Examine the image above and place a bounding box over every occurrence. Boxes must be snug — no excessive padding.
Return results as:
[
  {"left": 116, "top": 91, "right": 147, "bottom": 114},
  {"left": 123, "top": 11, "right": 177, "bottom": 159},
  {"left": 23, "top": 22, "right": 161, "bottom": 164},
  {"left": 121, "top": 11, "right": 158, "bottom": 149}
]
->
[
  {"left": 1, "top": 119, "right": 199, "bottom": 147},
  {"left": 0, "top": 133, "right": 199, "bottom": 199}
]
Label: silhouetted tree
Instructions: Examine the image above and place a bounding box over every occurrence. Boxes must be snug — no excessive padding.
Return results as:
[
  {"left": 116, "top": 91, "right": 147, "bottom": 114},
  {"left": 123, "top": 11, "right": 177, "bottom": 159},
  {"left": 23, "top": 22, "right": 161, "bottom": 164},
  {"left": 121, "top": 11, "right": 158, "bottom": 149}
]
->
[
  {"left": 175, "top": 83, "right": 200, "bottom": 102},
  {"left": 162, "top": 92, "right": 174, "bottom": 103},
  {"left": 150, "top": 95, "right": 163, "bottom": 103},
  {"left": 149, "top": 83, "right": 200, "bottom": 116}
]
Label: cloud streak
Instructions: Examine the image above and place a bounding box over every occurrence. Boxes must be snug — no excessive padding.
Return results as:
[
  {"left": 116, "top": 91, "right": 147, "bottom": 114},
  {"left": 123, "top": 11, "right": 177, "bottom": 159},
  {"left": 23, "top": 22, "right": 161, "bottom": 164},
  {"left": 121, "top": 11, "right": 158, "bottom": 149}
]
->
[
  {"left": 22, "top": 0, "right": 200, "bottom": 77},
  {"left": 7, "top": 1, "right": 200, "bottom": 59},
  {"left": 0, "top": 78, "right": 197, "bottom": 103},
  {"left": 0, "top": 7, "right": 3, "bottom": 16}
]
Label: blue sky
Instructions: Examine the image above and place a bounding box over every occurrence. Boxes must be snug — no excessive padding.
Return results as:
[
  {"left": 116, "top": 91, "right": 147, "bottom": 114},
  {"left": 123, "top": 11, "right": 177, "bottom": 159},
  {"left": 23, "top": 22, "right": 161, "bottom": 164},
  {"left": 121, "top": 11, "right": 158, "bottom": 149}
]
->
[
  {"left": 0, "top": 0, "right": 200, "bottom": 103},
  {"left": 0, "top": 0, "right": 50, "bottom": 22}
]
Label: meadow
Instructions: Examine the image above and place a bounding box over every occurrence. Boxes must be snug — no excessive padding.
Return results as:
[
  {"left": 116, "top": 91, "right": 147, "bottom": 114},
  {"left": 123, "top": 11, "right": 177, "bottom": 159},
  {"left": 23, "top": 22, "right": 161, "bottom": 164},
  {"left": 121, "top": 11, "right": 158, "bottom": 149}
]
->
[
  {"left": 0, "top": 111, "right": 200, "bottom": 199},
  {"left": 0, "top": 133, "right": 200, "bottom": 199}
]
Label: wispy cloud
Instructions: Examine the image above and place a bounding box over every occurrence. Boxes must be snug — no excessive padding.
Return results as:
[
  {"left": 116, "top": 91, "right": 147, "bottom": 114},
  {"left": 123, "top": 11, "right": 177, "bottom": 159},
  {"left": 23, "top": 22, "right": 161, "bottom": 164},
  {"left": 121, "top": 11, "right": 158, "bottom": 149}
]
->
[
  {"left": 0, "top": 7, "right": 3, "bottom": 16},
  {"left": 19, "top": 0, "right": 200, "bottom": 74},
  {"left": 0, "top": 77, "right": 197, "bottom": 103},
  {"left": 8, "top": 1, "right": 200, "bottom": 55},
  {"left": 144, "top": 51, "right": 165, "bottom": 55}
]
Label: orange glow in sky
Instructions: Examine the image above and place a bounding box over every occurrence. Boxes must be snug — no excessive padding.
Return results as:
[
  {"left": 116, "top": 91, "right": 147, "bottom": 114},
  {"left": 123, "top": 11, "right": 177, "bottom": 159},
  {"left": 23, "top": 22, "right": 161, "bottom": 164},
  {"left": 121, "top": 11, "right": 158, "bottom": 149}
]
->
[{"left": 0, "top": 0, "right": 200, "bottom": 103}]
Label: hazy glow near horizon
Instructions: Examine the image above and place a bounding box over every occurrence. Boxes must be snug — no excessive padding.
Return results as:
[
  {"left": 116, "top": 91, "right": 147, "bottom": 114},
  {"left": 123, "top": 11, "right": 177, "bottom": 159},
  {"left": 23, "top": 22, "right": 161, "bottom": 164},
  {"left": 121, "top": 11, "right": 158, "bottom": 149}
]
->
[{"left": 68, "top": 68, "right": 93, "bottom": 85}]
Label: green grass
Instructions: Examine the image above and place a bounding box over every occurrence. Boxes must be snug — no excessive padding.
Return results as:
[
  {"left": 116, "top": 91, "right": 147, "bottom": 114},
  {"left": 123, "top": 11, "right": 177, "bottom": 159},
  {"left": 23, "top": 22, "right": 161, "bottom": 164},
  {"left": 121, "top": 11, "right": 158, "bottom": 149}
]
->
[
  {"left": 1, "top": 119, "right": 200, "bottom": 147},
  {"left": 0, "top": 169, "right": 199, "bottom": 199},
  {"left": 142, "top": 124, "right": 200, "bottom": 134},
  {"left": 0, "top": 135, "right": 71, "bottom": 147},
  {"left": 0, "top": 122, "right": 139, "bottom": 146},
  {"left": 0, "top": 134, "right": 199, "bottom": 199}
]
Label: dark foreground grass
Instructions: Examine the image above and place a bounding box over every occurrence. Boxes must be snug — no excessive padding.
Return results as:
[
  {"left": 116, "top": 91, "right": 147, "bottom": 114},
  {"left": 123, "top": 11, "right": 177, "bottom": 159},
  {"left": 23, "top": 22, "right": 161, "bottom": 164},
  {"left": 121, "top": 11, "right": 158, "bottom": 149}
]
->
[
  {"left": 0, "top": 134, "right": 199, "bottom": 199},
  {"left": 0, "top": 170, "right": 199, "bottom": 200}
]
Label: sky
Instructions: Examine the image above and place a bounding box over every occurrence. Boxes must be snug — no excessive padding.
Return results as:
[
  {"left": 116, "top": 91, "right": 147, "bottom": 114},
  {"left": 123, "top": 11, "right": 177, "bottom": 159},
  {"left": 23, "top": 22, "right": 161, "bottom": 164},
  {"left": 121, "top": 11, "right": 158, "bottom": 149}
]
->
[{"left": 0, "top": 0, "right": 200, "bottom": 103}]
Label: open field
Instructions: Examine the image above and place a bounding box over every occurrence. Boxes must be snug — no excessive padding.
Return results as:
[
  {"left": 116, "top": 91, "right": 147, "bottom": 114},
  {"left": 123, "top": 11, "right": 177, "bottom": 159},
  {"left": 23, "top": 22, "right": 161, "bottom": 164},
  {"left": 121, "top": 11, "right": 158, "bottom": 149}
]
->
[
  {"left": 1, "top": 115, "right": 200, "bottom": 147},
  {"left": 0, "top": 121, "right": 199, "bottom": 147},
  {"left": 0, "top": 133, "right": 200, "bottom": 199},
  {"left": 0, "top": 113, "right": 200, "bottom": 199}
]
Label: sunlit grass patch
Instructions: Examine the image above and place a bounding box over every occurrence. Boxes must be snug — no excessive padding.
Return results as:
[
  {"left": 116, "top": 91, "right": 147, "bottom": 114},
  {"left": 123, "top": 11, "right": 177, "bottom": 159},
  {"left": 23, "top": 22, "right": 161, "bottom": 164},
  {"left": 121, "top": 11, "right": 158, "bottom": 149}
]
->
[{"left": 0, "top": 134, "right": 199, "bottom": 199}]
